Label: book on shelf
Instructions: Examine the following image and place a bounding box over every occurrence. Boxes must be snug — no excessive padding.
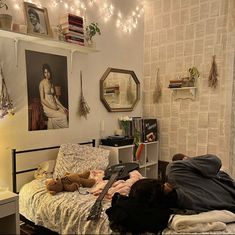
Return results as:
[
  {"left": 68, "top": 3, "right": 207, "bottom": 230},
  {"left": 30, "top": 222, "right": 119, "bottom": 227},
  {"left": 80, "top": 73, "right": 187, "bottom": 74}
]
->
[
  {"left": 65, "top": 33, "right": 84, "bottom": 40},
  {"left": 63, "top": 28, "right": 84, "bottom": 37},
  {"left": 60, "top": 23, "right": 84, "bottom": 33},
  {"left": 60, "top": 19, "right": 84, "bottom": 28},
  {"left": 66, "top": 38, "right": 84, "bottom": 46},
  {"left": 168, "top": 83, "right": 182, "bottom": 88},
  {"left": 131, "top": 117, "right": 143, "bottom": 140},
  {"left": 65, "top": 35, "right": 84, "bottom": 43},
  {"left": 142, "top": 119, "right": 158, "bottom": 143},
  {"left": 135, "top": 143, "right": 144, "bottom": 161},
  {"left": 169, "top": 79, "right": 183, "bottom": 83},
  {"left": 60, "top": 13, "right": 84, "bottom": 23}
]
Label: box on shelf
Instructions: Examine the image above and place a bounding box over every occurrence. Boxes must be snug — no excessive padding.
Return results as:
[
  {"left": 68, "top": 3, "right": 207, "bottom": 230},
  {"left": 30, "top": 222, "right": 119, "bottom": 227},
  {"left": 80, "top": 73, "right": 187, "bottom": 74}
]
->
[{"left": 100, "top": 136, "right": 134, "bottom": 147}]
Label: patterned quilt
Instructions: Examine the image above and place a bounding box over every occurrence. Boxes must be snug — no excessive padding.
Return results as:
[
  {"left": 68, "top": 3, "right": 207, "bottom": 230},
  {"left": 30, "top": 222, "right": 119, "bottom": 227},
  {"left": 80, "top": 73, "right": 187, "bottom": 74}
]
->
[{"left": 19, "top": 179, "right": 112, "bottom": 234}]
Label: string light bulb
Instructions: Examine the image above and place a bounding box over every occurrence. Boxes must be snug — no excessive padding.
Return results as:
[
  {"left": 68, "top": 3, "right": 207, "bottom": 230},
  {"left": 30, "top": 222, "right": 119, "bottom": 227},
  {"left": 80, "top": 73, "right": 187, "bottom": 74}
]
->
[{"left": 11, "top": 0, "right": 144, "bottom": 34}]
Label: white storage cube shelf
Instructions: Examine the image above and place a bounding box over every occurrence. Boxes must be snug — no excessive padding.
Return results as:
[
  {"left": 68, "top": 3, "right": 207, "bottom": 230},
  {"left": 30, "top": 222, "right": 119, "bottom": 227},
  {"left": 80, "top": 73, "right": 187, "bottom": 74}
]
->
[{"left": 100, "top": 141, "right": 159, "bottom": 178}]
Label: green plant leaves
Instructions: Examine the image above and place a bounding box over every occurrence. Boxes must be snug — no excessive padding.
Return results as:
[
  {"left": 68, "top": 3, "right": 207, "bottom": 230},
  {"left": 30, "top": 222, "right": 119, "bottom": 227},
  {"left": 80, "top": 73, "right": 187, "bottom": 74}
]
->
[{"left": 86, "top": 22, "right": 101, "bottom": 40}]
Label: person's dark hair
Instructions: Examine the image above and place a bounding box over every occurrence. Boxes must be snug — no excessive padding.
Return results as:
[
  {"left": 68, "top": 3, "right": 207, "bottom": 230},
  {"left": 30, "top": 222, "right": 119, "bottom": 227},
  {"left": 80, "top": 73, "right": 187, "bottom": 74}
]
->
[
  {"left": 129, "top": 178, "right": 178, "bottom": 208},
  {"left": 172, "top": 153, "right": 187, "bottom": 161},
  {"left": 28, "top": 8, "right": 40, "bottom": 22},
  {"left": 129, "top": 178, "right": 165, "bottom": 206},
  {"left": 42, "top": 63, "right": 52, "bottom": 79},
  {"left": 106, "top": 178, "right": 177, "bottom": 234}
]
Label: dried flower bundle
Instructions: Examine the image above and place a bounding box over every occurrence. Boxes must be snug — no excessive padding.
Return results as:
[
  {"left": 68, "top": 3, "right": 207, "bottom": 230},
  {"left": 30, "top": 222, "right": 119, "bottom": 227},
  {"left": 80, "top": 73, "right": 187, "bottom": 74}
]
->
[
  {"left": 79, "top": 71, "right": 90, "bottom": 119},
  {"left": 208, "top": 55, "right": 218, "bottom": 88},
  {"left": 0, "top": 67, "right": 14, "bottom": 118},
  {"left": 153, "top": 68, "right": 162, "bottom": 103}
]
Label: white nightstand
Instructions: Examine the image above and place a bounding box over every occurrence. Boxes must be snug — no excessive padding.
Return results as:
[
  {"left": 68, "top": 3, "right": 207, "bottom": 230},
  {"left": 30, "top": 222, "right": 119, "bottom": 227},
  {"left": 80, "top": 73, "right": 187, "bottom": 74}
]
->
[{"left": 0, "top": 191, "right": 20, "bottom": 234}]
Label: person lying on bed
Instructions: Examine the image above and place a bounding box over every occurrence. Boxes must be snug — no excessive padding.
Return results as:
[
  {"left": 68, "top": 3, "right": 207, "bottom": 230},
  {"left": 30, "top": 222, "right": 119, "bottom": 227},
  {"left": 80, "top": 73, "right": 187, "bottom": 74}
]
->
[
  {"left": 165, "top": 153, "right": 235, "bottom": 213},
  {"left": 106, "top": 154, "right": 235, "bottom": 234}
]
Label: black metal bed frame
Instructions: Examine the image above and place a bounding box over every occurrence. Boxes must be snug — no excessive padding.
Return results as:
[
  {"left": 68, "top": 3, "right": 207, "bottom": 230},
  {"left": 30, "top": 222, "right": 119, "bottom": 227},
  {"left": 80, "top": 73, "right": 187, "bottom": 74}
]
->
[{"left": 11, "top": 139, "right": 96, "bottom": 193}]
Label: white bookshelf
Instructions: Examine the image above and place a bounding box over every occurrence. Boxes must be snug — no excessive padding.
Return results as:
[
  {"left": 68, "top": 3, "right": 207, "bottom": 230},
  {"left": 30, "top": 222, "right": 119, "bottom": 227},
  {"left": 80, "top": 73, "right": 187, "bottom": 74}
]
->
[{"left": 100, "top": 141, "right": 159, "bottom": 178}]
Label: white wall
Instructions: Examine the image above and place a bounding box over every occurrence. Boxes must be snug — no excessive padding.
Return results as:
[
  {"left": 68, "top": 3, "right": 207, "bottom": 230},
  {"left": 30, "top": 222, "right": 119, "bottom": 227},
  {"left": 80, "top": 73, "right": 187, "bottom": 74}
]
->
[{"left": 0, "top": 0, "right": 144, "bottom": 190}]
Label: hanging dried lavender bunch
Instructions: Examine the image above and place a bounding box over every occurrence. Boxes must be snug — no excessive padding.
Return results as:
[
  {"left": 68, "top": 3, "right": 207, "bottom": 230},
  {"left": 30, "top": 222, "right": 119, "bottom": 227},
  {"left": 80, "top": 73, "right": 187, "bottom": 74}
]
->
[
  {"left": 153, "top": 68, "right": 162, "bottom": 103},
  {"left": 79, "top": 71, "right": 90, "bottom": 119},
  {"left": 126, "top": 75, "right": 134, "bottom": 104},
  {"left": 208, "top": 55, "right": 219, "bottom": 88},
  {"left": 0, "top": 66, "right": 14, "bottom": 118}
]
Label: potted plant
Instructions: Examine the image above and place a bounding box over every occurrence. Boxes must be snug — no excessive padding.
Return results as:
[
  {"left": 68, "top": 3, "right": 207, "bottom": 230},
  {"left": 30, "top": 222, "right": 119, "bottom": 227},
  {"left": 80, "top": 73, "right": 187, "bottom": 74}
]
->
[
  {"left": 85, "top": 22, "right": 101, "bottom": 47},
  {"left": 188, "top": 66, "right": 200, "bottom": 87},
  {"left": 0, "top": 0, "right": 12, "bottom": 30}
]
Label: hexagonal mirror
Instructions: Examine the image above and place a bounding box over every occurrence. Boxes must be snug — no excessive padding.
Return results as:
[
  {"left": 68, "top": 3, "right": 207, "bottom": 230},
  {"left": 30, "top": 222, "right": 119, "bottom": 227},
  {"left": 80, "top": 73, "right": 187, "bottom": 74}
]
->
[{"left": 100, "top": 67, "right": 140, "bottom": 112}]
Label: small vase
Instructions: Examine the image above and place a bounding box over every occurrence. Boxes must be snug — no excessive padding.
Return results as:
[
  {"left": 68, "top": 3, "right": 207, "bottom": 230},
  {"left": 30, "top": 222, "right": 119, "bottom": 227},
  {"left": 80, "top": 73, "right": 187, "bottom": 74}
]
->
[
  {"left": 123, "top": 127, "right": 129, "bottom": 138},
  {"left": 85, "top": 37, "right": 95, "bottom": 48}
]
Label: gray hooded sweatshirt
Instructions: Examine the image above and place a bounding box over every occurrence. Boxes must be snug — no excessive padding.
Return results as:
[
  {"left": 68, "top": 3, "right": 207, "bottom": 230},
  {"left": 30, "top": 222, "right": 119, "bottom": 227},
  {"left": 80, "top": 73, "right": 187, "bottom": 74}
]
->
[{"left": 166, "top": 154, "right": 235, "bottom": 212}]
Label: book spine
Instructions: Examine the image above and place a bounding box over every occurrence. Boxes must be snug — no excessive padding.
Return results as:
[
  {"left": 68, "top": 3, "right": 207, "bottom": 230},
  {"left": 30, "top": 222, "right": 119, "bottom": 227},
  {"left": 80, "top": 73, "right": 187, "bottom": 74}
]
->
[
  {"left": 63, "top": 28, "right": 84, "bottom": 36},
  {"left": 61, "top": 24, "right": 84, "bottom": 33},
  {"left": 168, "top": 84, "right": 182, "bottom": 88},
  {"left": 65, "top": 35, "right": 84, "bottom": 42},
  {"left": 135, "top": 143, "right": 144, "bottom": 161},
  {"left": 60, "top": 19, "right": 84, "bottom": 28},
  {"left": 66, "top": 38, "right": 85, "bottom": 46},
  {"left": 65, "top": 33, "right": 84, "bottom": 40},
  {"left": 61, "top": 13, "right": 83, "bottom": 22}
]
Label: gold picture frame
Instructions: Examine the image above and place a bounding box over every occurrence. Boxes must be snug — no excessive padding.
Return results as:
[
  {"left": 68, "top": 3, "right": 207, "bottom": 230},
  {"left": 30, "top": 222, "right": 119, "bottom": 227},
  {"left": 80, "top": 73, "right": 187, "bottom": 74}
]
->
[{"left": 24, "top": 2, "right": 52, "bottom": 38}]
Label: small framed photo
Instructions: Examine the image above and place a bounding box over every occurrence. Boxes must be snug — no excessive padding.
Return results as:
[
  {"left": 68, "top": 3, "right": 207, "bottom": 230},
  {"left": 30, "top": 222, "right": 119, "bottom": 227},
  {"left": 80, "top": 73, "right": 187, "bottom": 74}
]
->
[{"left": 24, "top": 2, "right": 52, "bottom": 37}]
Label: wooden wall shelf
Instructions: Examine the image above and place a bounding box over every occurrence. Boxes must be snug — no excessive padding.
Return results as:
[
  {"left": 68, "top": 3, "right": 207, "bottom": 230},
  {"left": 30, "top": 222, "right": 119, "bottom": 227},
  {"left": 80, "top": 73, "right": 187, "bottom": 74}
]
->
[
  {"left": 0, "top": 29, "right": 99, "bottom": 54},
  {"left": 169, "top": 87, "right": 197, "bottom": 100}
]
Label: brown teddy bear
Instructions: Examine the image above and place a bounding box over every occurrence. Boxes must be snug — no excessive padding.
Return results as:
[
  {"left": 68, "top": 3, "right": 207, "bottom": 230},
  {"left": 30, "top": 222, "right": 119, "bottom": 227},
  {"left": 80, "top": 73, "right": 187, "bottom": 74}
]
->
[{"left": 46, "top": 171, "right": 96, "bottom": 195}]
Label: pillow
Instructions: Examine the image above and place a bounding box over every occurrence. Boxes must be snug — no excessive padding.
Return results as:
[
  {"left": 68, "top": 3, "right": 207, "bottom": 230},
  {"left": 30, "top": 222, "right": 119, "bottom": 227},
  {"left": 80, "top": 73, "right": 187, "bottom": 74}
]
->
[
  {"left": 53, "top": 143, "right": 110, "bottom": 178},
  {"left": 34, "top": 160, "right": 56, "bottom": 179}
]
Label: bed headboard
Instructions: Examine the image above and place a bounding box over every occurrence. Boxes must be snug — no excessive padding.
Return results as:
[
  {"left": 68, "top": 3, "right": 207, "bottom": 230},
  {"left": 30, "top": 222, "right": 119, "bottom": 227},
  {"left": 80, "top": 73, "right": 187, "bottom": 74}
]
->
[{"left": 11, "top": 139, "right": 95, "bottom": 193}]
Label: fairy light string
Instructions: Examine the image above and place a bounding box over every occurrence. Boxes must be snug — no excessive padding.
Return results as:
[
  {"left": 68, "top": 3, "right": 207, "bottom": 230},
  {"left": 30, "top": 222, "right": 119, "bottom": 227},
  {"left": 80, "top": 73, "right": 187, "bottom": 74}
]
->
[{"left": 11, "top": 0, "right": 144, "bottom": 34}]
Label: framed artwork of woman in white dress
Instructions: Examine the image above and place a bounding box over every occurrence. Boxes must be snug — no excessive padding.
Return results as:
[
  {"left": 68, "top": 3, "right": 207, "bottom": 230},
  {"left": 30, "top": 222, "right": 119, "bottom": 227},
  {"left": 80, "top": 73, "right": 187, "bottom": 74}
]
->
[{"left": 25, "top": 50, "right": 69, "bottom": 131}]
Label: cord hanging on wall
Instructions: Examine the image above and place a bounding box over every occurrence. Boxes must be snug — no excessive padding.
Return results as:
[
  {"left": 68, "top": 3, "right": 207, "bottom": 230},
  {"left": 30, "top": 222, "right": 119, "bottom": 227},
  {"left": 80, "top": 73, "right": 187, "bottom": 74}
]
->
[
  {"left": 153, "top": 68, "right": 162, "bottom": 103},
  {"left": 208, "top": 55, "right": 219, "bottom": 88},
  {"left": 79, "top": 71, "right": 90, "bottom": 119},
  {"left": 0, "top": 65, "right": 14, "bottom": 118}
]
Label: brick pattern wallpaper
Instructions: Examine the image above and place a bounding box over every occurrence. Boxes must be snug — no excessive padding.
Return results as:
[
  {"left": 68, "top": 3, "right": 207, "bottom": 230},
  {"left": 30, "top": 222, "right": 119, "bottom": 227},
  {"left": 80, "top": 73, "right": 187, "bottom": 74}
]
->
[{"left": 143, "top": 0, "right": 235, "bottom": 175}]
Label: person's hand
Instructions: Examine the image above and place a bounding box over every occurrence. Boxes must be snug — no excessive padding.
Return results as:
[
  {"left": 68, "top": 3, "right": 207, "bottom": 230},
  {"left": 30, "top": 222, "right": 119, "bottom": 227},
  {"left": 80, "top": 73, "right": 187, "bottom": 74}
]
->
[
  {"left": 63, "top": 108, "right": 68, "bottom": 114},
  {"left": 164, "top": 182, "right": 173, "bottom": 194}
]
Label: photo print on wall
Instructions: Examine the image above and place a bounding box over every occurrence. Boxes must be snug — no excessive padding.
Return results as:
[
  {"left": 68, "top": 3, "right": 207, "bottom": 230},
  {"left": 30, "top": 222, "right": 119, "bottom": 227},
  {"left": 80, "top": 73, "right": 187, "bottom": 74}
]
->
[{"left": 25, "top": 50, "right": 69, "bottom": 131}]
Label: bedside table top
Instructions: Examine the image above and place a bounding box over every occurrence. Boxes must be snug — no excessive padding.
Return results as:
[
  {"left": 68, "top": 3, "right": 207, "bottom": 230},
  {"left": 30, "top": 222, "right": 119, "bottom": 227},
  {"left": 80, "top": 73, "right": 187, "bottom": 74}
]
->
[{"left": 0, "top": 191, "right": 18, "bottom": 204}]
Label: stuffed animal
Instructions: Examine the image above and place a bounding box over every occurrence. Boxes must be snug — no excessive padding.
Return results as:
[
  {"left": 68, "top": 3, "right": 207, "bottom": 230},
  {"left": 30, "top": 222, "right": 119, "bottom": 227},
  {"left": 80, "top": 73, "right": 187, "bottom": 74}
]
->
[{"left": 46, "top": 171, "right": 96, "bottom": 195}]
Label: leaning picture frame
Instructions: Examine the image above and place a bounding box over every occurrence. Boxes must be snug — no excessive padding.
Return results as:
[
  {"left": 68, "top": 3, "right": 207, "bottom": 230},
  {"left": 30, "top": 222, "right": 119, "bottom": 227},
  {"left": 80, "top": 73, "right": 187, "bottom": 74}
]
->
[{"left": 24, "top": 2, "right": 52, "bottom": 38}]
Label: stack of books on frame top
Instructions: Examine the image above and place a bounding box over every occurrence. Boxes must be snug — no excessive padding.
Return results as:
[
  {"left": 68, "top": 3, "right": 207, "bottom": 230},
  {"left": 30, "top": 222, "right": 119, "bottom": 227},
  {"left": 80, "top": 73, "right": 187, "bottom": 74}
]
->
[
  {"left": 168, "top": 79, "right": 183, "bottom": 88},
  {"left": 60, "top": 13, "right": 85, "bottom": 46}
]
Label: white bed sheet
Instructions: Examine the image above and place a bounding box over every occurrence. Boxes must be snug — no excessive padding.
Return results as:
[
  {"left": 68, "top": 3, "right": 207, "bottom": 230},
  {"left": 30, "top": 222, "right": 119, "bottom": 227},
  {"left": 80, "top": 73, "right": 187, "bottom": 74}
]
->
[
  {"left": 19, "top": 179, "right": 235, "bottom": 235},
  {"left": 163, "top": 224, "right": 235, "bottom": 235}
]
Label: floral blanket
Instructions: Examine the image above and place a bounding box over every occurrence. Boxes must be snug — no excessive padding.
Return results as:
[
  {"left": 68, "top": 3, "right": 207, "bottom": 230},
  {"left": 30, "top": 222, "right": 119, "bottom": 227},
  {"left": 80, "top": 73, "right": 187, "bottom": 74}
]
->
[
  {"left": 19, "top": 176, "right": 235, "bottom": 235},
  {"left": 19, "top": 170, "right": 143, "bottom": 234},
  {"left": 19, "top": 178, "right": 112, "bottom": 234}
]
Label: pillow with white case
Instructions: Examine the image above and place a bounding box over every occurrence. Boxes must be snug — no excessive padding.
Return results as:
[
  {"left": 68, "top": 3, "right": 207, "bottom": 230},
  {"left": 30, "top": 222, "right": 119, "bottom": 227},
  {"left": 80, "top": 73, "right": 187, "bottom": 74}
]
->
[
  {"left": 34, "top": 160, "right": 56, "bottom": 179},
  {"left": 53, "top": 143, "right": 109, "bottom": 179}
]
